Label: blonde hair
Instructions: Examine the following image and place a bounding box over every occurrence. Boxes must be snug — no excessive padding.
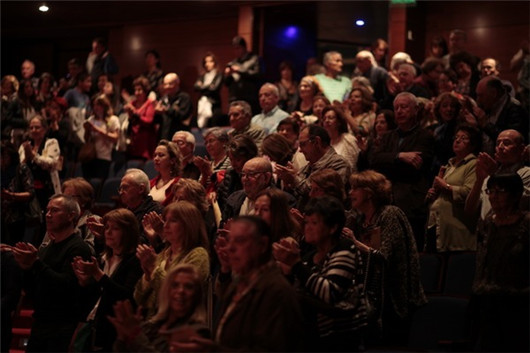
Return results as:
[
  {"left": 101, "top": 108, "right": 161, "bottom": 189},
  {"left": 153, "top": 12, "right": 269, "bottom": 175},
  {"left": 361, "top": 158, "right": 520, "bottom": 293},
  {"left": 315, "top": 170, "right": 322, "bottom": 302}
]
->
[
  {"left": 163, "top": 201, "right": 209, "bottom": 253},
  {"left": 172, "top": 179, "right": 209, "bottom": 215}
]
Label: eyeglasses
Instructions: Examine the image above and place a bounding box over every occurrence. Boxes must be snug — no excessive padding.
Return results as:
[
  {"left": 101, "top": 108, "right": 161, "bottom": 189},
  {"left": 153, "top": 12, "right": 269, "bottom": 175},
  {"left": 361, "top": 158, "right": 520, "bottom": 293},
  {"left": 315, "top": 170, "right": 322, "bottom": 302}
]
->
[
  {"left": 485, "top": 188, "right": 508, "bottom": 195},
  {"left": 298, "top": 138, "right": 313, "bottom": 148},
  {"left": 240, "top": 171, "right": 266, "bottom": 179},
  {"left": 453, "top": 135, "right": 470, "bottom": 142}
]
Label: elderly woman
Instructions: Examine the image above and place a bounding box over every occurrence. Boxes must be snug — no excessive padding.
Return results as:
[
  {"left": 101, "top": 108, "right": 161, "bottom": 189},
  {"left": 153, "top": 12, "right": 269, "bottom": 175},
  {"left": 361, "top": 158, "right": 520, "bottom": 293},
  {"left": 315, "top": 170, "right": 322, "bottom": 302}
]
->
[
  {"left": 426, "top": 125, "right": 479, "bottom": 252},
  {"left": 72, "top": 208, "right": 142, "bottom": 352},
  {"left": 124, "top": 76, "right": 157, "bottom": 160},
  {"left": 473, "top": 173, "right": 529, "bottom": 352},
  {"left": 345, "top": 86, "right": 376, "bottom": 137},
  {"left": 148, "top": 140, "right": 182, "bottom": 206},
  {"left": 194, "top": 127, "right": 231, "bottom": 191},
  {"left": 134, "top": 201, "right": 210, "bottom": 319},
  {"left": 321, "top": 105, "right": 360, "bottom": 171},
  {"left": 347, "top": 170, "right": 426, "bottom": 345},
  {"left": 111, "top": 264, "right": 208, "bottom": 352},
  {"left": 273, "top": 196, "right": 367, "bottom": 352},
  {"left": 293, "top": 75, "right": 321, "bottom": 118}
]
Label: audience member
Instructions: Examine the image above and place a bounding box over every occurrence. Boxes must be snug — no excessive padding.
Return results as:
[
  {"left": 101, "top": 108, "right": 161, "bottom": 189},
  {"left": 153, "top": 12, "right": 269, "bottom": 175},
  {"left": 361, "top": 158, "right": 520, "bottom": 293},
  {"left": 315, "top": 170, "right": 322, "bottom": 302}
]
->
[
  {"left": 148, "top": 139, "right": 182, "bottom": 206},
  {"left": 314, "top": 51, "right": 351, "bottom": 102},
  {"left": 293, "top": 75, "right": 321, "bottom": 118},
  {"left": 354, "top": 50, "right": 389, "bottom": 106},
  {"left": 155, "top": 73, "right": 193, "bottom": 140},
  {"left": 172, "top": 131, "right": 201, "bottom": 180},
  {"left": 194, "top": 127, "right": 231, "bottom": 189},
  {"left": 428, "top": 36, "right": 448, "bottom": 60},
  {"left": 308, "top": 168, "right": 346, "bottom": 206},
  {"left": 194, "top": 52, "right": 223, "bottom": 128},
  {"left": 344, "top": 86, "right": 376, "bottom": 137},
  {"left": 86, "top": 37, "right": 119, "bottom": 93},
  {"left": 227, "top": 100, "right": 266, "bottom": 150},
  {"left": 357, "top": 109, "right": 396, "bottom": 171},
  {"left": 277, "top": 117, "right": 308, "bottom": 171},
  {"left": 275, "top": 60, "right": 298, "bottom": 113},
  {"left": 251, "top": 83, "right": 289, "bottom": 134},
  {"left": 254, "top": 188, "right": 300, "bottom": 242},
  {"left": 321, "top": 105, "right": 360, "bottom": 171},
  {"left": 143, "top": 49, "right": 164, "bottom": 94},
  {"left": 63, "top": 72, "right": 92, "bottom": 110},
  {"left": 450, "top": 51, "right": 480, "bottom": 99},
  {"left": 414, "top": 58, "right": 444, "bottom": 98},
  {"left": 20, "top": 59, "right": 38, "bottom": 90},
  {"left": 371, "top": 38, "right": 389, "bottom": 68}
]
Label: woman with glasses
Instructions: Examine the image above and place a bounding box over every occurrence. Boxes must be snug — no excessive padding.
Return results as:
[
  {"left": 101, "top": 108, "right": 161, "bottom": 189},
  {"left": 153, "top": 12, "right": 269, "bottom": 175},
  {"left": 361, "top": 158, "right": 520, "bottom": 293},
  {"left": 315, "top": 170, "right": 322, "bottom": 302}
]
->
[{"left": 426, "top": 124, "right": 480, "bottom": 252}]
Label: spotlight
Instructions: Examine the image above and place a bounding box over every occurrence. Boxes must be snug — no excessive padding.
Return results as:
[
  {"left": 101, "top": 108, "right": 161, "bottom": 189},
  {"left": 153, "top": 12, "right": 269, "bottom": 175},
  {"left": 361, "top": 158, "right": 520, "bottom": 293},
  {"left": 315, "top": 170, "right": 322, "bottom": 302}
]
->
[
  {"left": 284, "top": 26, "right": 299, "bottom": 39},
  {"left": 39, "top": 3, "right": 49, "bottom": 12},
  {"left": 355, "top": 20, "right": 365, "bottom": 27}
]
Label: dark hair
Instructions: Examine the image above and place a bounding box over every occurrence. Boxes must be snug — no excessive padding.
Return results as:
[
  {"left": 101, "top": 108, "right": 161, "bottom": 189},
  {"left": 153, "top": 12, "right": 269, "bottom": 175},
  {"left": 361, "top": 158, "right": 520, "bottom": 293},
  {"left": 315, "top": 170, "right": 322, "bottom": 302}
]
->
[
  {"left": 440, "top": 69, "right": 458, "bottom": 84},
  {"left": 226, "top": 135, "right": 258, "bottom": 160},
  {"left": 487, "top": 173, "right": 524, "bottom": 205},
  {"left": 38, "top": 72, "right": 55, "bottom": 90},
  {"left": 322, "top": 105, "right": 349, "bottom": 134},
  {"left": 279, "top": 60, "right": 294, "bottom": 72},
  {"left": 1, "top": 140, "right": 20, "bottom": 166},
  {"left": 309, "top": 169, "right": 345, "bottom": 203},
  {"left": 157, "top": 139, "right": 182, "bottom": 176},
  {"left": 133, "top": 75, "right": 151, "bottom": 94},
  {"left": 261, "top": 133, "right": 295, "bottom": 166},
  {"left": 450, "top": 51, "right": 478, "bottom": 73},
  {"left": 76, "top": 72, "right": 90, "bottom": 86},
  {"left": 255, "top": 188, "right": 299, "bottom": 242},
  {"left": 421, "top": 58, "right": 444, "bottom": 75},
  {"left": 455, "top": 124, "right": 481, "bottom": 154},
  {"left": 202, "top": 52, "right": 217, "bottom": 69},
  {"left": 349, "top": 86, "right": 374, "bottom": 113},
  {"left": 304, "top": 196, "right": 345, "bottom": 239},
  {"left": 93, "top": 37, "right": 107, "bottom": 48},
  {"left": 232, "top": 36, "right": 247, "bottom": 48},
  {"left": 305, "top": 124, "right": 331, "bottom": 147},
  {"left": 376, "top": 109, "right": 396, "bottom": 130},
  {"left": 430, "top": 36, "right": 448, "bottom": 57},
  {"left": 145, "top": 50, "right": 161, "bottom": 68},
  {"left": 484, "top": 76, "right": 506, "bottom": 95},
  {"left": 232, "top": 215, "right": 272, "bottom": 263},
  {"left": 102, "top": 208, "right": 140, "bottom": 257},
  {"left": 278, "top": 117, "right": 300, "bottom": 136},
  {"left": 350, "top": 170, "right": 393, "bottom": 207}
]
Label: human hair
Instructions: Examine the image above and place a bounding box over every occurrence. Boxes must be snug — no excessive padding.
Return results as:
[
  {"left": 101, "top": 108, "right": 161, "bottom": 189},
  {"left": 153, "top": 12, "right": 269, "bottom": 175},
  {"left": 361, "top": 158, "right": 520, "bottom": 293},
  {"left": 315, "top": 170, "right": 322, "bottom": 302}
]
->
[
  {"left": 375, "top": 109, "right": 396, "bottom": 130},
  {"left": 76, "top": 72, "right": 90, "bottom": 86},
  {"left": 93, "top": 94, "right": 113, "bottom": 117},
  {"left": 231, "top": 215, "right": 272, "bottom": 264},
  {"left": 200, "top": 51, "right": 217, "bottom": 69},
  {"left": 255, "top": 188, "right": 299, "bottom": 242},
  {"left": 433, "top": 92, "right": 461, "bottom": 122},
  {"left": 38, "top": 72, "right": 54, "bottom": 90},
  {"left": 133, "top": 75, "right": 151, "bottom": 93},
  {"left": 93, "top": 37, "right": 107, "bottom": 48},
  {"left": 279, "top": 60, "right": 293, "bottom": 73},
  {"left": 62, "top": 177, "right": 95, "bottom": 211},
  {"left": 304, "top": 123, "right": 331, "bottom": 147},
  {"left": 450, "top": 29, "right": 467, "bottom": 41},
  {"left": 173, "top": 179, "right": 209, "bottom": 215},
  {"left": 309, "top": 169, "right": 346, "bottom": 203},
  {"left": 421, "top": 58, "right": 444, "bottom": 75},
  {"left": 484, "top": 76, "right": 506, "bottom": 95},
  {"left": 487, "top": 173, "right": 524, "bottom": 207},
  {"left": 1, "top": 140, "right": 20, "bottom": 166},
  {"left": 299, "top": 76, "right": 321, "bottom": 96},
  {"left": 371, "top": 38, "right": 388, "bottom": 52},
  {"left": 304, "top": 196, "right": 345, "bottom": 239},
  {"left": 18, "top": 79, "right": 36, "bottom": 102},
  {"left": 450, "top": 51, "right": 478, "bottom": 73},
  {"left": 30, "top": 115, "right": 49, "bottom": 130},
  {"left": 430, "top": 36, "right": 448, "bottom": 57},
  {"left": 261, "top": 133, "right": 295, "bottom": 166},
  {"left": 321, "top": 105, "right": 348, "bottom": 134},
  {"left": 204, "top": 127, "right": 229, "bottom": 143},
  {"left": 356, "top": 50, "right": 377, "bottom": 67},
  {"left": 313, "top": 94, "right": 331, "bottom": 107},
  {"left": 232, "top": 36, "right": 247, "bottom": 48},
  {"left": 394, "top": 92, "right": 418, "bottom": 109},
  {"left": 102, "top": 208, "right": 140, "bottom": 257},
  {"left": 351, "top": 76, "right": 374, "bottom": 96},
  {"left": 2, "top": 75, "right": 19, "bottom": 93},
  {"left": 390, "top": 52, "right": 413, "bottom": 72},
  {"left": 261, "top": 82, "right": 280, "bottom": 98},
  {"left": 349, "top": 170, "right": 393, "bottom": 208},
  {"left": 163, "top": 201, "right": 209, "bottom": 253},
  {"left": 230, "top": 100, "right": 252, "bottom": 118},
  {"left": 226, "top": 135, "right": 258, "bottom": 160},
  {"left": 441, "top": 69, "right": 458, "bottom": 84},
  {"left": 349, "top": 86, "right": 374, "bottom": 113},
  {"left": 455, "top": 124, "right": 482, "bottom": 154},
  {"left": 173, "top": 131, "right": 196, "bottom": 147},
  {"left": 156, "top": 139, "right": 182, "bottom": 176},
  {"left": 323, "top": 51, "right": 341, "bottom": 66},
  {"left": 398, "top": 63, "right": 417, "bottom": 76},
  {"left": 150, "top": 264, "right": 205, "bottom": 324},
  {"left": 145, "top": 49, "right": 161, "bottom": 68},
  {"left": 278, "top": 117, "right": 300, "bottom": 136},
  {"left": 124, "top": 168, "right": 150, "bottom": 195},
  {"left": 49, "top": 194, "right": 81, "bottom": 223}
]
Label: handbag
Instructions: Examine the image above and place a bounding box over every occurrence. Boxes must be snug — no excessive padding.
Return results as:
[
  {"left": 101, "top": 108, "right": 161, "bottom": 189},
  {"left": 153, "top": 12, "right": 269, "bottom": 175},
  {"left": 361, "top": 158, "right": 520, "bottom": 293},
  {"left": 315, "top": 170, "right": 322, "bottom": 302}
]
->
[{"left": 78, "top": 136, "right": 97, "bottom": 163}]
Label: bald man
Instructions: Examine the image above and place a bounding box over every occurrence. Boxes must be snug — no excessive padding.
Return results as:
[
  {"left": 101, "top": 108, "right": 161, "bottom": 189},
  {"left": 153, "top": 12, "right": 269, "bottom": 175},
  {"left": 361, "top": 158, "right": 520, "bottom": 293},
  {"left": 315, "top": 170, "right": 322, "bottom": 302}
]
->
[{"left": 155, "top": 73, "right": 193, "bottom": 140}]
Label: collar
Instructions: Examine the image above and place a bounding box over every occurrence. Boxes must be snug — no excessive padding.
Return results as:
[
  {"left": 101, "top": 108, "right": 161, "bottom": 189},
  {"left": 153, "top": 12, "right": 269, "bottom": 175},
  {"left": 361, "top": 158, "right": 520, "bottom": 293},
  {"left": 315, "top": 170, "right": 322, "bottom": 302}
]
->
[{"left": 262, "top": 105, "right": 279, "bottom": 117}]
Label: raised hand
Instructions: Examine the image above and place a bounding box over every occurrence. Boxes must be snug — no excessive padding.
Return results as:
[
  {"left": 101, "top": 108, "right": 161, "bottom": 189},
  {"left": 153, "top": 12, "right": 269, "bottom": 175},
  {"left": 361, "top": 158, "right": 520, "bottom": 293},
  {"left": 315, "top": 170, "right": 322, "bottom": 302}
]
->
[{"left": 107, "top": 300, "right": 143, "bottom": 341}]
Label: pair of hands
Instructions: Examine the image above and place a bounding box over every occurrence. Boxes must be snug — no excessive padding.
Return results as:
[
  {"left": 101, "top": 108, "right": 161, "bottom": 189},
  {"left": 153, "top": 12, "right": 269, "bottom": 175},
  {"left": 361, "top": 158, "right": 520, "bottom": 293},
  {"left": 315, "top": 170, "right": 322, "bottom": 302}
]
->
[
  {"left": 275, "top": 162, "right": 297, "bottom": 187},
  {"left": 399, "top": 151, "right": 423, "bottom": 169},
  {"left": 0, "top": 242, "right": 38, "bottom": 270},
  {"left": 72, "top": 255, "right": 104, "bottom": 285}
]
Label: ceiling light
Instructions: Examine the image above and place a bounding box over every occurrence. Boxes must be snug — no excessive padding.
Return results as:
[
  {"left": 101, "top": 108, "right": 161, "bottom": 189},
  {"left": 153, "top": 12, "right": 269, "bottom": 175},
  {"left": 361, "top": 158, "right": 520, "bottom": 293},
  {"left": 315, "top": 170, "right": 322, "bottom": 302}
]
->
[
  {"left": 39, "top": 3, "right": 49, "bottom": 12},
  {"left": 355, "top": 19, "right": 365, "bottom": 27}
]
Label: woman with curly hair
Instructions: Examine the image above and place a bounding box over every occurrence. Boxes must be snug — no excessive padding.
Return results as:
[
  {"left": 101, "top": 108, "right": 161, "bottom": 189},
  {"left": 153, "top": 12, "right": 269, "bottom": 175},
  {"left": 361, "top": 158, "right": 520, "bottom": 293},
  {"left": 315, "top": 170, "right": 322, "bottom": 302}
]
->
[{"left": 321, "top": 105, "right": 360, "bottom": 171}]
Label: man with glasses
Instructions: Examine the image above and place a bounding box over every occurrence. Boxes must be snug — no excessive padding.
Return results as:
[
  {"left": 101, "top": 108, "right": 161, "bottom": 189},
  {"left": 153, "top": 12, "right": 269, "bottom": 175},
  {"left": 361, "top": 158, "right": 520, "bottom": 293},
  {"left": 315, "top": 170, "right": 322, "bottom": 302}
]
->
[
  {"left": 172, "top": 130, "right": 200, "bottom": 180},
  {"left": 465, "top": 129, "right": 530, "bottom": 222}
]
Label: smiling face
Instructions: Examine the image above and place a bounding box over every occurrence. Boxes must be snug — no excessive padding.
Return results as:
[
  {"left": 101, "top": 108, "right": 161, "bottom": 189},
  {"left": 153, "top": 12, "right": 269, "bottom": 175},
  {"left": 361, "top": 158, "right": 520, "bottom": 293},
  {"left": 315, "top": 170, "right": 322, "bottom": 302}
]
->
[
  {"left": 439, "top": 97, "right": 456, "bottom": 122},
  {"left": 169, "top": 272, "right": 197, "bottom": 318}
]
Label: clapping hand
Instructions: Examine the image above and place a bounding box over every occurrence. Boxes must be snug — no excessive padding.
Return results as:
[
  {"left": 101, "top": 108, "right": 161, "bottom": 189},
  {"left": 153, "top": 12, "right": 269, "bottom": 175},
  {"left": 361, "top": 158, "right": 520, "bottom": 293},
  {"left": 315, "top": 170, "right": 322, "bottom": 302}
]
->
[
  {"left": 136, "top": 244, "right": 157, "bottom": 279},
  {"left": 142, "top": 212, "right": 164, "bottom": 244},
  {"left": 107, "top": 300, "right": 143, "bottom": 342},
  {"left": 5, "top": 242, "right": 38, "bottom": 270},
  {"left": 87, "top": 216, "right": 105, "bottom": 240},
  {"left": 272, "top": 237, "right": 301, "bottom": 274}
]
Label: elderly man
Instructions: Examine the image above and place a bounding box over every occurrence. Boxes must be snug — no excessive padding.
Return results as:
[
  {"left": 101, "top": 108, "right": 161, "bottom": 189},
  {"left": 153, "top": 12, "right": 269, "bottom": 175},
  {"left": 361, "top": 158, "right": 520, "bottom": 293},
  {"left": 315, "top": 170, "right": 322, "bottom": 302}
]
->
[
  {"left": 397, "top": 63, "right": 430, "bottom": 98},
  {"left": 276, "top": 124, "right": 351, "bottom": 208},
  {"left": 251, "top": 83, "right": 289, "bottom": 134},
  {"left": 228, "top": 100, "right": 266, "bottom": 150},
  {"left": 119, "top": 168, "right": 163, "bottom": 246},
  {"left": 354, "top": 50, "right": 389, "bottom": 106},
  {"left": 171, "top": 216, "right": 304, "bottom": 352},
  {"left": 476, "top": 76, "right": 528, "bottom": 148},
  {"left": 314, "top": 51, "right": 351, "bottom": 102},
  {"left": 20, "top": 59, "right": 38, "bottom": 90},
  {"left": 156, "top": 73, "right": 193, "bottom": 140},
  {"left": 2, "top": 194, "right": 93, "bottom": 352},
  {"left": 369, "top": 92, "right": 434, "bottom": 251},
  {"left": 465, "top": 129, "right": 530, "bottom": 222},
  {"left": 224, "top": 36, "right": 261, "bottom": 115},
  {"left": 172, "top": 131, "right": 200, "bottom": 180}
]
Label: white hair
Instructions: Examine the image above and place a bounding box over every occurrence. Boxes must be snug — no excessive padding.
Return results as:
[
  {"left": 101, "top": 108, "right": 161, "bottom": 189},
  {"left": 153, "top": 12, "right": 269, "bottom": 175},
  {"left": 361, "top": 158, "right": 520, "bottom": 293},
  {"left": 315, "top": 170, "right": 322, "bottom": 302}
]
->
[
  {"left": 124, "top": 168, "right": 150, "bottom": 195},
  {"left": 356, "top": 50, "right": 378, "bottom": 67}
]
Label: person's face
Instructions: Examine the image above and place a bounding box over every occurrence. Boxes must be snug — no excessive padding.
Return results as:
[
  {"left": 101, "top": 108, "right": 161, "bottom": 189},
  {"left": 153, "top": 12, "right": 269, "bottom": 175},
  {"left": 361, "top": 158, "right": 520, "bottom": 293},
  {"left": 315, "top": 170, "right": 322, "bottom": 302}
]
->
[
  {"left": 312, "top": 99, "right": 327, "bottom": 118},
  {"left": 280, "top": 67, "right": 292, "bottom": 81},
  {"left": 229, "top": 105, "right": 249, "bottom": 131},
  {"left": 172, "top": 134, "right": 193, "bottom": 158},
  {"left": 254, "top": 195, "right": 272, "bottom": 225},
  {"left": 326, "top": 54, "right": 343, "bottom": 74},
  {"left": 355, "top": 56, "right": 371, "bottom": 73},
  {"left": 21, "top": 62, "right": 34, "bottom": 79},
  {"left": 204, "top": 56, "right": 216, "bottom": 72},
  {"left": 495, "top": 130, "right": 523, "bottom": 165},
  {"left": 427, "top": 65, "right": 444, "bottom": 82},
  {"left": 481, "top": 59, "right": 498, "bottom": 77},
  {"left": 349, "top": 186, "right": 371, "bottom": 211},
  {"left": 277, "top": 124, "right": 298, "bottom": 145},
  {"left": 205, "top": 135, "right": 224, "bottom": 158},
  {"left": 439, "top": 98, "right": 456, "bottom": 122},
  {"left": 29, "top": 118, "right": 46, "bottom": 141},
  {"left": 398, "top": 68, "right": 415, "bottom": 89},
  {"left": 322, "top": 110, "right": 339, "bottom": 134},
  {"left": 163, "top": 77, "right": 179, "bottom": 96},
  {"left": 452, "top": 130, "right": 472, "bottom": 156},
  {"left": 46, "top": 198, "right": 74, "bottom": 233},
  {"left": 373, "top": 45, "right": 386, "bottom": 61},
  {"left": 163, "top": 211, "right": 183, "bottom": 245},
  {"left": 227, "top": 221, "right": 267, "bottom": 276},
  {"left": 81, "top": 77, "right": 92, "bottom": 93},
  {"left": 119, "top": 175, "right": 144, "bottom": 208},
  {"left": 46, "top": 102, "right": 62, "bottom": 121},
  {"left": 153, "top": 145, "right": 172, "bottom": 173},
  {"left": 228, "top": 153, "right": 247, "bottom": 174},
  {"left": 93, "top": 41, "right": 105, "bottom": 56},
  {"left": 304, "top": 213, "right": 334, "bottom": 246},
  {"left": 104, "top": 220, "right": 123, "bottom": 252},
  {"left": 449, "top": 33, "right": 465, "bottom": 52},
  {"left": 241, "top": 161, "right": 269, "bottom": 198},
  {"left": 455, "top": 61, "right": 471, "bottom": 78},
  {"left": 308, "top": 181, "right": 326, "bottom": 198},
  {"left": 40, "top": 77, "right": 51, "bottom": 92},
  {"left": 298, "top": 129, "right": 318, "bottom": 164},
  {"left": 103, "top": 82, "right": 114, "bottom": 96},
  {"left": 298, "top": 80, "right": 314, "bottom": 99},
  {"left": 169, "top": 272, "right": 197, "bottom": 318},
  {"left": 93, "top": 102, "right": 105, "bottom": 118},
  {"left": 259, "top": 86, "right": 278, "bottom": 113},
  {"left": 233, "top": 45, "right": 245, "bottom": 59},
  {"left": 97, "top": 75, "right": 109, "bottom": 92},
  {"left": 23, "top": 81, "right": 34, "bottom": 97},
  {"left": 68, "top": 63, "right": 81, "bottom": 78},
  {"left": 393, "top": 96, "right": 417, "bottom": 129},
  {"left": 438, "top": 73, "right": 454, "bottom": 93},
  {"left": 374, "top": 114, "right": 389, "bottom": 136},
  {"left": 145, "top": 53, "right": 158, "bottom": 68},
  {"left": 348, "top": 90, "right": 363, "bottom": 111},
  {"left": 431, "top": 44, "right": 443, "bottom": 58},
  {"left": 134, "top": 85, "right": 146, "bottom": 100},
  {"left": 1, "top": 80, "right": 14, "bottom": 96}
]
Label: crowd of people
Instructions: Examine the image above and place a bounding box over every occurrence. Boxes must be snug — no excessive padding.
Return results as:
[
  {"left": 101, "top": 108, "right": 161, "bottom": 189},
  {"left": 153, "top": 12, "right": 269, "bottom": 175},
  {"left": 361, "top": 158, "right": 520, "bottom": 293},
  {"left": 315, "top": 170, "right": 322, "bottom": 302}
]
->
[{"left": 1, "top": 30, "right": 529, "bottom": 352}]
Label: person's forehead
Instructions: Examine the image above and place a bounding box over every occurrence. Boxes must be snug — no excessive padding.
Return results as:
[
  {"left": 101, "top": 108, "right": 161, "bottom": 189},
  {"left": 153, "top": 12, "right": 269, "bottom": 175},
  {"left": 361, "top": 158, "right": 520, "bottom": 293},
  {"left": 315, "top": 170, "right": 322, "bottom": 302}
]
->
[
  {"left": 230, "top": 221, "right": 255, "bottom": 237},
  {"left": 394, "top": 97, "right": 412, "bottom": 106},
  {"left": 242, "top": 160, "right": 258, "bottom": 171},
  {"left": 48, "top": 198, "right": 65, "bottom": 209},
  {"left": 229, "top": 106, "right": 243, "bottom": 114},
  {"left": 497, "top": 131, "right": 517, "bottom": 142}
]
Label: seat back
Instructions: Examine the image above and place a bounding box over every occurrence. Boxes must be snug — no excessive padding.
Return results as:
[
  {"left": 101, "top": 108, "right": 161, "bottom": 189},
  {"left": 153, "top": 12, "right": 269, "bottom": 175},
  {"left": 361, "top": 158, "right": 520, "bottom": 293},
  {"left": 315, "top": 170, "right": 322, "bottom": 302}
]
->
[{"left": 443, "top": 252, "right": 476, "bottom": 297}]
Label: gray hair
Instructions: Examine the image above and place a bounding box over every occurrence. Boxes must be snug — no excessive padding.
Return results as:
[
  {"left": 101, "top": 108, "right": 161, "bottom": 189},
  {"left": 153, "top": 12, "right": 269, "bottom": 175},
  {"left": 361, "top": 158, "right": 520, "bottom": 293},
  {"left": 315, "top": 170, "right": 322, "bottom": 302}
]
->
[
  {"left": 204, "top": 127, "right": 229, "bottom": 143},
  {"left": 260, "top": 83, "right": 280, "bottom": 97},
  {"left": 230, "top": 100, "right": 252, "bottom": 117},
  {"left": 398, "top": 63, "right": 417, "bottom": 76},
  {"left": 323, "top": 51, "right": 342, "bottom": 66},
  {"left": 356, "top": 50, "right": 378, "bottom": 67},
  {"left": 49, "top": 194, "right": 81, "bottom": 222},
  {"left": 394, "top": 92, "right": 418, "bottom": 108},
  {"left": 124, "top": 168, "right": 150, "bottom": 195},
  {"left": 173, "top": 131, "right": 196, "bottom": 146}
]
